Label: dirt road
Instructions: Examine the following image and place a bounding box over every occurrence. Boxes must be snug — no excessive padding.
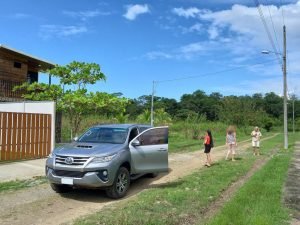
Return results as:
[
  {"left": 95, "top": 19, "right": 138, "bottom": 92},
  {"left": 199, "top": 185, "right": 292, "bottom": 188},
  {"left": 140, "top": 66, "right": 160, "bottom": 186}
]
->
[{"left": 0, "top": 136, "right": 277, "bottom": 225}]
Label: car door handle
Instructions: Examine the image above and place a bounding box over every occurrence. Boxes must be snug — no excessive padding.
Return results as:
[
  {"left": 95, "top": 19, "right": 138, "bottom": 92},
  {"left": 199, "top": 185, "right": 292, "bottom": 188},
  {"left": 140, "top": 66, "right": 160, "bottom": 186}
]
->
[{"left": 157, "top": 148, "right": 167, "bottom": 151}]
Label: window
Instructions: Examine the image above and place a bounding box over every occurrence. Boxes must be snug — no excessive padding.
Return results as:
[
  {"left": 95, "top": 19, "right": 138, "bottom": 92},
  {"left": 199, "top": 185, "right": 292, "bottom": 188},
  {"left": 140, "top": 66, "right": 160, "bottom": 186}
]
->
[
  {"left": 138, "top": 128, "right": 168, "bottom": 146},
  {"left": 78, "top": 127, "right": 128, "bottom": 144},
  {"left": 128, "top": 128, "right": 139, "bottom": 143},
  {"left": 27, "top": 71, "right": 38, "bottom": 84},
  {"left": 14, "top": 62, "right": 22, "bottom": 69},
  {"left": 138, "top": 126, "right": 151, "bottom": 133}
]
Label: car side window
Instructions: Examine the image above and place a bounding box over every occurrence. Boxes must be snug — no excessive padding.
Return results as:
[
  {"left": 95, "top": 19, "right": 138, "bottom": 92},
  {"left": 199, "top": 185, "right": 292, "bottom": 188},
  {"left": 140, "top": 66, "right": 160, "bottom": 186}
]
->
[
  {"left": 128, "top": 128, "right": 139, "bottom": 143},
  {"left": 138, "top": 127, "right": 168, "bottom": 146},
  {"left": 138, "top": 126, "right": 150, "bottom": 133}
]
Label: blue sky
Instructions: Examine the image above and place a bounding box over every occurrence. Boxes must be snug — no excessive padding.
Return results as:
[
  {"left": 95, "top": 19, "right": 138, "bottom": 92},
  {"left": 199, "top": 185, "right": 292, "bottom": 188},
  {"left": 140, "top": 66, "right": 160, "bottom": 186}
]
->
[{"left": 1, "top": 0, "right": 300, "bottom": 100}]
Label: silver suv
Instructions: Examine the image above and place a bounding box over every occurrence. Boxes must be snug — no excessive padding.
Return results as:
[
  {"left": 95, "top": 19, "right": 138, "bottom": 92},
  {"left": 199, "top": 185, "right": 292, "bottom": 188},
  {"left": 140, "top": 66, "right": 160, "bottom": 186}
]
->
[{"left": 46, "top": 124, "right": 168, "bottom": 199}]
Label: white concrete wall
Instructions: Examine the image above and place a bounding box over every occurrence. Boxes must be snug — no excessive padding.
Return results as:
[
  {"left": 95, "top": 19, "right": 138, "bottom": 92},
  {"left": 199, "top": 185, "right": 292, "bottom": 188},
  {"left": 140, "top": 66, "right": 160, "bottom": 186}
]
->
[{"left": 0, "top": 101, "right": 56, "bottom": 151}]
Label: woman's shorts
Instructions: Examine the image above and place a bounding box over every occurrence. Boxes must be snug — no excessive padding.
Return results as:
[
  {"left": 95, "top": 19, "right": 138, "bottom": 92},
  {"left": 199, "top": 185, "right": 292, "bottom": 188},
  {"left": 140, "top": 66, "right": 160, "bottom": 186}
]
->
[
  {"left": 252, "top": 141, "right": 260, "bottom": 147},
  {"left": 204, "top": 144, "right": 211, "bottom": 153}
]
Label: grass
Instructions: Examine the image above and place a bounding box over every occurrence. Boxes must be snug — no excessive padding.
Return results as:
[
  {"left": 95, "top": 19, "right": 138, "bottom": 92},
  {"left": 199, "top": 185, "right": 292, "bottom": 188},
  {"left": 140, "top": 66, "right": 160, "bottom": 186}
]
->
[
  {"left": 206, "top": 143, "right": 294, "bottom": 225},
  {"left": 0, "top": 176, "right": 47, "bottom": 193},
  {"left": 74, "top": 134, "right": 284, "bottom": 225},
  {"left": 169, "top": 124, "right": 274, "bottom": 153}
]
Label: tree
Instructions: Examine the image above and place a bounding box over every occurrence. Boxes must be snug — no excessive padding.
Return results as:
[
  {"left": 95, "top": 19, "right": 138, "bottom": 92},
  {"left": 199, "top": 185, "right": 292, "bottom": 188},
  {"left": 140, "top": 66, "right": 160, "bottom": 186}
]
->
[
  {"left": 219, "top": 96, "right": 258, "bottom": 126},
  {"left": 136, "top": 110, "right": 151, "bottom": 124},
  {"left": 14, "top": 61, "right": 128, "bottom": 138},
  {"left": 178, "top": 90, "right": 220, "bottom": 121},
  {"left": 264, "top": 92, "right": 283, "bottom": 118},
  {"left": 14, "top": 82, "right": 63, "bottom": 103},
  {"left": 154, "top": 108, "right": 172, "bottom": 125}
]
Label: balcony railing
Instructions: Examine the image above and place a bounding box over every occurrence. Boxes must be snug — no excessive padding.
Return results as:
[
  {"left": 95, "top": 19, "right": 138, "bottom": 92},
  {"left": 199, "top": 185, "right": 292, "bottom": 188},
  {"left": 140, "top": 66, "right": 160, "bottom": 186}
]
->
[{"left": 0, "top": 79, "right": 25, "bottom": 100}]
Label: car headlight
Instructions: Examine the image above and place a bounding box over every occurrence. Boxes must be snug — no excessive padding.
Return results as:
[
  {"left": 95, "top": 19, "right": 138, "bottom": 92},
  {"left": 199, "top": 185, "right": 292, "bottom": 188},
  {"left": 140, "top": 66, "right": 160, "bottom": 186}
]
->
[{"left": 91, "top": 154, "right": 117, "bottom": 163}]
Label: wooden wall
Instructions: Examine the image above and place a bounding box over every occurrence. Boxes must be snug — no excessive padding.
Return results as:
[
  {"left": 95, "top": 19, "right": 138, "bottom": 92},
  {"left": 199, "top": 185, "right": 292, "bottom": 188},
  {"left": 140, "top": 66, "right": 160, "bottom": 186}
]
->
[{"left": 0, "top": 57, "right": 28, "bottom": 82}]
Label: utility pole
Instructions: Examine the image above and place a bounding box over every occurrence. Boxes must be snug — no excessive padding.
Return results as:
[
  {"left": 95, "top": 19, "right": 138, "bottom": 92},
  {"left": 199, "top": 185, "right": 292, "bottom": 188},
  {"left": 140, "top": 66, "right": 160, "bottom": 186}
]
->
[
  {"left": 283, "top": 25, "right": 288, "bottom": 150},
  {"left": 293, "top": 97, "right": 295, "bottom": 134},
  {"left": 151, "top": 81, "right": 155, "bottom": 126}
]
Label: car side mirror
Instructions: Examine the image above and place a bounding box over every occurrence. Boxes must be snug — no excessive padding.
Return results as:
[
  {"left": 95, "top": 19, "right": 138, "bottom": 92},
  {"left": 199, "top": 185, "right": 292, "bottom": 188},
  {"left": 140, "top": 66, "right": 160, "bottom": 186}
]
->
[
  {"left": 73, "top": 136, "right": 79, "bottom": 142},
  {"left": 131, "top": 139, "right": 141, "bottom": 146}
]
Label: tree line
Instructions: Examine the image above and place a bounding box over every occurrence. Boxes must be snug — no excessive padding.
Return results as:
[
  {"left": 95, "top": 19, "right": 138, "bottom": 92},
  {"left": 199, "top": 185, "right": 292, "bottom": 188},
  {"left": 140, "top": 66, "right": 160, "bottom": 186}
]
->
[{"left": 125, "top": 90, "right": 300, "bottom": 131}]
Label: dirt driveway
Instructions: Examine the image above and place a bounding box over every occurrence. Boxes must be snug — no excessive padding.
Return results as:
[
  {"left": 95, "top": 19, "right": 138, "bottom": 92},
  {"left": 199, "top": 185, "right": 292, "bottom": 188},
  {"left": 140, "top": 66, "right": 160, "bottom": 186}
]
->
[{"left": 0, "top": 136, "right": 277, "bottom": 225}]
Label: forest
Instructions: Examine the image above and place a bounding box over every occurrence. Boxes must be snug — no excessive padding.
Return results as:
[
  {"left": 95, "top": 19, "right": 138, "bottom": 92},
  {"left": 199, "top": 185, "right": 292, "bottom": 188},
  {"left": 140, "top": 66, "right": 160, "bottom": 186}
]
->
[{"left": 125, "top": 90, "right": 300, "bottom": 131}]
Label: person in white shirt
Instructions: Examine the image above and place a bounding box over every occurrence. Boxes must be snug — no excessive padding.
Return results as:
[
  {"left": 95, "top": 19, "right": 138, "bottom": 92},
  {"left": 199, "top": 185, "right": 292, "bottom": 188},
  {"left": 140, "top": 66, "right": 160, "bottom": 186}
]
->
[{"left": 251, "top": 126, "right": 262, "bottom": 156}]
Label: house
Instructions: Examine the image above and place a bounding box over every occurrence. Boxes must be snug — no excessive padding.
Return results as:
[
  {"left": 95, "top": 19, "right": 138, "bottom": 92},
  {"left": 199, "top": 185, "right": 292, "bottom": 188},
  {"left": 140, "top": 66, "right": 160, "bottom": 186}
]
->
[{"left": 0, "top": 44, "right": 55, "bottom": 102}]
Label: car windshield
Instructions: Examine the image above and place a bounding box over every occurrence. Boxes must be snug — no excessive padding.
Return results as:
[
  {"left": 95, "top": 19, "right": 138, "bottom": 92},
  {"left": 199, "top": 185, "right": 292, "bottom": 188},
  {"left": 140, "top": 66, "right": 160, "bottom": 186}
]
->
[{"left": 78, "top": 127, "right": 128, "bottom": 144}]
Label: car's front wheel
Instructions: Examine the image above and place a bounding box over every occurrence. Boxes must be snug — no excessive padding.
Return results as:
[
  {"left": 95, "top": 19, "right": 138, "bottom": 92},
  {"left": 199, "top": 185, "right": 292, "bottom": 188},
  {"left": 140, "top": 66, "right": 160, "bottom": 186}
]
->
[
  {"left": 50, "top": 183, "right": 73, "bottom": 193},
  {"left": 106, "top": 167, "right": 130, "bottom": 199}
]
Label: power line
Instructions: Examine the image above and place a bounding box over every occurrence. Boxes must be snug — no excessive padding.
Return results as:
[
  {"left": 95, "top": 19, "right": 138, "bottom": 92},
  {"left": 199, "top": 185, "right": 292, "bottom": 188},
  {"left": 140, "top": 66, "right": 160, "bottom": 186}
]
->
[
  {"left": 154, "top": 58, "right": 278, "bottom": 84},
  {"left": 253, "top": 0, "right": 282, "bottom": 67},
  {"left": 280, "top": 0, "right": 286, "bottom": 26},
  {"left": 265, "top": 0, "right": 282, "bottom": 54}
]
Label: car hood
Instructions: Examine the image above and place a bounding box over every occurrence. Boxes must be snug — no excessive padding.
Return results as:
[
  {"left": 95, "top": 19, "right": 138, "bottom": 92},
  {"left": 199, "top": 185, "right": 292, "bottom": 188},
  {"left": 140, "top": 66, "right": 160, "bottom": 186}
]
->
[{"left": 53, "top": 142, "right": 126, "bottom": 157}]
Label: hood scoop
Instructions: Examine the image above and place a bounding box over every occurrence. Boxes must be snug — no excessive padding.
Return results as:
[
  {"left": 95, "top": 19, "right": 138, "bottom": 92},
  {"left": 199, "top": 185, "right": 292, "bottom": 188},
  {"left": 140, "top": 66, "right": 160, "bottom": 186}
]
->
[{"left": 76, "top": 145, "right": 93, "bottom": 149}]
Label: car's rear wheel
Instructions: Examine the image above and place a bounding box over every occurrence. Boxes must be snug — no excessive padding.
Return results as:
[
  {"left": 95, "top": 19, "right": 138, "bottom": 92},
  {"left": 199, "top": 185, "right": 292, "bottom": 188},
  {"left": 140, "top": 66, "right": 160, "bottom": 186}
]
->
[
  {"left": 106, "top": 167, "right": 130, "bottom": 199},
  {"left": 50, "top": 183, "right": 73, "bottom": 193}
]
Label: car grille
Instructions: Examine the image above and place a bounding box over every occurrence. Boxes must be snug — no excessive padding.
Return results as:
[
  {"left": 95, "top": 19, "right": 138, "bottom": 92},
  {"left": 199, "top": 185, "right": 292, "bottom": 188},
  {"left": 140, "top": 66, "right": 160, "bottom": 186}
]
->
[
  {"left": 55, "top": 155, "right": 90, "bottom": 166},
  {"left": 53, "top": 170, "right": 86, "bottom": 178}
]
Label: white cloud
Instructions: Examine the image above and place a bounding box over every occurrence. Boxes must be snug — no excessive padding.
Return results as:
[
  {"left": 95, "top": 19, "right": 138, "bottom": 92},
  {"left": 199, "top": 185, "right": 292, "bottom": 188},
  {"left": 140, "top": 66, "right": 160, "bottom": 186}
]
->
[
  {"left": 180, "top": 23, "right": 203, "bottom": 34},
  {"left": 172, "top": 7, "right": 203, "bottom": 18},
  {"left": 179, "top": 42, "right": 204, "bottom": 54},
  {"left": 189, "top": 23, "right": 203, "bottom": 32},
  {"left": 63, "top": 10, "right": 110, "bottom": 21},
  {"left": 169, "top": 2, "right": 300, "bottom": 74},
  {"left": 144, "top": 42, "right": 208, "bottom": 60},
  {"left": 39, "top": 25, "right": 88, "bottom": 39},
  {"left": 123, "top": 4, "right": 150, "bottom": 21},
  {"left": 13, "top": 13, "right": 31, "bottom": 19},
  {"left": 208, "top": 26, "right": 219, "bottom": 39},
  {"left": 7, "top": 13, "right": 32, "bottom": 19},
  {"left": 145, "top": 51, "right": 173, "bottom": 60}
]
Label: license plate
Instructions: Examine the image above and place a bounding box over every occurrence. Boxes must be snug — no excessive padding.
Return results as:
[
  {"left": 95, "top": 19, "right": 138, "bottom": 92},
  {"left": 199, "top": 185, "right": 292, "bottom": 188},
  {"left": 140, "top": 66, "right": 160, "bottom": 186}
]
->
[{"left": 61, "top": 178, "right": 73, "bottom": 185}]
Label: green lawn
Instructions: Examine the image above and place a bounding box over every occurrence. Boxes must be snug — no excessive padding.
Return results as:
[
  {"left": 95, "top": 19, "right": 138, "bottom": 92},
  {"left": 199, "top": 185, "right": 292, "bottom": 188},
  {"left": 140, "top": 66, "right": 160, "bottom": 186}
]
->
[
  {"left": 168, "top": 122, "right": 259, "bottom": 153},
  {"left": 207, "top": 137, "right": 296, "bottom": 225}
]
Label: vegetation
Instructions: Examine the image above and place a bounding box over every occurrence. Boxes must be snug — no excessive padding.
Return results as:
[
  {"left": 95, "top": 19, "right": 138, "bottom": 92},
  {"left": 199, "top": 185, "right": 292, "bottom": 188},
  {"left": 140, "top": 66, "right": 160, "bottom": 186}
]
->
[
  {"left": 74, "top": 134, "right": 286, "bottom": 225},
  {"left": 0, "top": 176, "right": 47, "bottom": 193},
  {"left": 208, "top": 148, "right": 293, "bottom": 225},
  {"left": 13, "top": 61, "right": 300, "bottom": 139},
  {"left": 14, "top": 61, "right": 128, "bottom": 137},
  {"left": 127, "top": 91, "right": 300, "bottom": 131},
  {"left": 59, "top": 113, "right": 256, "bottom": 149}
]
